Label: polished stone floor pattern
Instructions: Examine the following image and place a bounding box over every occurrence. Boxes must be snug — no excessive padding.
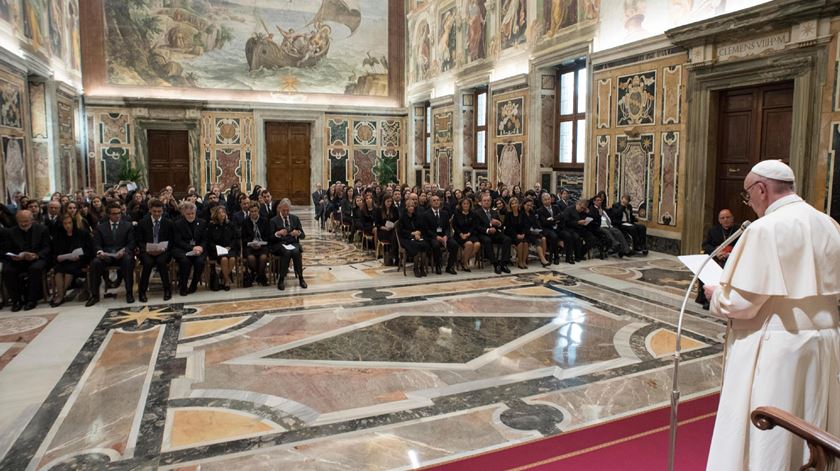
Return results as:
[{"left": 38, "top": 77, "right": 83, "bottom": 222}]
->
[{"left": 0, "top": 210, "right": 724, "bottom": 470}]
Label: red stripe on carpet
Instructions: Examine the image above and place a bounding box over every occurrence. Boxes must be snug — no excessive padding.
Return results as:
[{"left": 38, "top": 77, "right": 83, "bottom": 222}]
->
[{"left": 423, "top": 394, "right": 719, "bottom": 471}]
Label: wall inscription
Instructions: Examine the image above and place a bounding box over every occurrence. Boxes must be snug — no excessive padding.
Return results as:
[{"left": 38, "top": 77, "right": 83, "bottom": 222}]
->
[{"left": 716, "top": 32, "right": 789, "bottom": 62}]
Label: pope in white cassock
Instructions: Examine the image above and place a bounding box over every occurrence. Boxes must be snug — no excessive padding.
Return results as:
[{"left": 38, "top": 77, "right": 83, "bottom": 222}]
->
[{"left": 704, "top": 160, "right": 840, "bottom": 470}]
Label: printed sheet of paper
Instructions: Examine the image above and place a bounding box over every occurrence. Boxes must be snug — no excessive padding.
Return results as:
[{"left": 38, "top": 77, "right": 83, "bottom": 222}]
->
[{"left": 678, "top": 255, "right": 724, "bottom": 286}]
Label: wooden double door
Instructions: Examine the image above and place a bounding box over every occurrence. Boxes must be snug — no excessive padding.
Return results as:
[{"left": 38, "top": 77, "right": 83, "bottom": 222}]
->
[
  {"left": 714, "top": 81, "right": 793, "bottom": 225},
  {"left": 266, "top": 122, "right": 311, "bottom": 206},
  {"left": 148, "top": 129, "right": 190, "bottom": 198}
]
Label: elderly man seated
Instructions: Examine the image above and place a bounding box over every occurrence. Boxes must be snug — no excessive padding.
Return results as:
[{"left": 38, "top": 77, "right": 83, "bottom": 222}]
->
[
  {"left": 270, "top": 199, "right": 307, "bottom": 290},
  {"left": 695, "top": 208, "right": 739, "bottom": 310},
  {"left": 1, "top": 210, "right": 51, "bottom": 311}
]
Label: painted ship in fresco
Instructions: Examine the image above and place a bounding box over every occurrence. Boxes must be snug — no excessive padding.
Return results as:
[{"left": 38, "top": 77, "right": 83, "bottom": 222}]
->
[{"left": 245, "top": 0, "right": 362, "bottom": 70}]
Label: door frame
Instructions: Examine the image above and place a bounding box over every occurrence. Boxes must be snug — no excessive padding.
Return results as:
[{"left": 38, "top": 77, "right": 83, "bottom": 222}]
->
[
  {"left": 681, "top": 45, "right": 827, "bottom": 254},
  {"left": 255, "top": 111, "right": 323, "bottom": 206},
  {"left": 135, "top": 119, "right": 200, "bottom": 193}
]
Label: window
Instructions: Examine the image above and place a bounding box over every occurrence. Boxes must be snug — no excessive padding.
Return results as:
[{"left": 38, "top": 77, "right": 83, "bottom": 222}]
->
[
  {"left": 425, "top": 104, "right": 431, "bottom": 166},
  {"left": 556, "top": 62, "right": 587, "bottom": 167},
  {"left": 475, "top": 89, "right": 488, "bottom": 167}
]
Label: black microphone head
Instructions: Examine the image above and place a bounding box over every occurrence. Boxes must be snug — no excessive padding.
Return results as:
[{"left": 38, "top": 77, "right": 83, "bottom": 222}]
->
[{"left": 740, "top": 220, "right": 751, "bottom": 230}]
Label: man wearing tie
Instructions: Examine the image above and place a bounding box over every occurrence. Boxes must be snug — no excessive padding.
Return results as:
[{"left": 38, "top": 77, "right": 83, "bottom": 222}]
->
[
  {"left": 423, "top": 195, "right": 458, "bottom": 275},
  {"left": 473, "top": 193, "right": 511, "bottom": 274},
  {"left": 88, "top": 202, "right": 136, "bottom": 306},
  {"left": 270, "top": 199, "right": 307, "bottom": 290},
  {"left": 172, "top": 202, "right": 207, "bottom": 296},
  {"left": 41, "top": 200, "right": 61, "bottom": 235},
  {"left": 259, "top": 189, "right": 275, "bottom": 219},
  {"left": 1, "top": 210, "right": 51, "bottom": 311},
  {"left": 136, "top": 199, "right": 175, "bottom": 302},
  {"left": 231, "top": 195, "right": 251, "bottom": 231}
]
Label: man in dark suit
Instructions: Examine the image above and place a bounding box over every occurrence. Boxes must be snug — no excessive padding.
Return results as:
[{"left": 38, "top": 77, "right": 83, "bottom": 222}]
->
[
  {"left": 231, "top": 195, "right": 251, "bottom": 231},
  {"left": 312, "top": 183, "right": 327, "bottom": 229},
  {"left": 610, "top": 194, "right": 648, "bottom": 254},
  {"left": 563, "top": 199, "right": 596, "bottom": 261},
  {"left": 241, "top": 202, "right": 271, "bottom": 287},
  {"left": 473, "top": 193, "right": 511, "bottom": 274},
  {"left": 88, "top": 202, "right": 136, "bottom": 306},
  {"left": 171, "top": 202, "right": 207, "bottom": 296},
  {"left": 270, "top": 198, "right": 306, "bottom": 290},
  {"left": 695, "top": 209, "right": 739, "bottom": 309},
  {"left": 556, "top": 189, "right": 572, "bottom": 212},
  {"left": 422, "top": 195, "right": 458, "bottom": 275},
  {"left": 136, "top": 199, "right": 175, "bottom": 302},
  {"left": 41, "top": 200, "right": 62, "bottom": 235},
  {"left": 258, "top": 189, "right": 275, "bottom": 220},
  {"left": 1, "top": 210, "right": 51, "bottom": 311},
  {"left": 537, "top": 192, "right": 579, "bottom": 264}
]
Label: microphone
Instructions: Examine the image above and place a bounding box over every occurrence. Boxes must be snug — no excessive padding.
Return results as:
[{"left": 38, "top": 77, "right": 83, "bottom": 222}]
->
[{"left": 667, "top": 220, "right": 749, "bottom": 471}]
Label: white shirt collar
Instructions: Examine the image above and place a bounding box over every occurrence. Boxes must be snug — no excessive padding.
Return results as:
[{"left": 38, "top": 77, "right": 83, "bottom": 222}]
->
[{"left": 765, "top": 194, "right": 802, "bottom": 215}]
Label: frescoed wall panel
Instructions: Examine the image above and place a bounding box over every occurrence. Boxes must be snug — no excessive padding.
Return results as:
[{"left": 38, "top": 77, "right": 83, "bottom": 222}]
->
[
  {"left": 490, "top": 88, "right": 527, "bottom": 189},
  {"left": 199, "top": 111, "right": 256, "bottom": 193},
  {"left": 324, "top": 114, "right": 405, "bottom": 186},
  {"left": 0, "top": 68, "right": 29, "bottom": 203}
]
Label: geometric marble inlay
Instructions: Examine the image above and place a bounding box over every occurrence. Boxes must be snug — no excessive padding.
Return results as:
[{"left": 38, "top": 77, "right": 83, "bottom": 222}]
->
[{"left": 266, "top": 315, "right": 554, "bottom": 365}]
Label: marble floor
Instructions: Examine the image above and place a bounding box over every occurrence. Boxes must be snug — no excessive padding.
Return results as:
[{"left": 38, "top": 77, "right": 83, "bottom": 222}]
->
[{"left": 0, "top": 210, "right": 724, "bottom": 470}]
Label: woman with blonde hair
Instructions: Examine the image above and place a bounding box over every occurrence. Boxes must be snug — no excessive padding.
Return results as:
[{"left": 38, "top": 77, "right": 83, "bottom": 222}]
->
[{"left": 207, "top": 205, "right": 239, "bottom": 291}]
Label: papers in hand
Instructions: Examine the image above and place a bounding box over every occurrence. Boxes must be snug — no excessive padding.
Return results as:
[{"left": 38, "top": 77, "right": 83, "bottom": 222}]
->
[
  {"left": 57, "top": 247, "right": 84, "bottom": 262},
  {"left": 247, "top": 240, "right": 268, "bottom": 248},
  {"left": 282, "top": 244, "right": 296, "bottom": 251},
  {"left": 384, "top": 220, "right": 395, "bottom": 230},
  {"left": 678, "top": 255, "right": 724, "bottom": 286},
  {"left": 215, "top": 245, "right": 228, "bottom": 256},
  {"left": 145, "top": 241, "right": 169, "bottom": 252},
  {"left": 5, "top": 252, "right": 20, "bottom": 258},
  {"left": 583, "top": 217, "right": 594, "bottom": 224}
]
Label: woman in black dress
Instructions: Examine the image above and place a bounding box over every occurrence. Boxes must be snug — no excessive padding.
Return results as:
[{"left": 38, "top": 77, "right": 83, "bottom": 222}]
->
[
  {"left": 375, "top": 195, "right": 400, "bottom": 265},
  {"left": 207, "top": 206, "right": 240, "bottom": 291},
  {"left": 504, "top": 197, "right": 529, "bottom": 269},
  {"left": 398, "top": 199, "right": 430, "bottom": 277},
  {"left": 240, "top": 202, "right": 271, "bottom": 287},
  {"left": 451, "top": 198, "right": 481, "bottom": 272},
  {"left": 522, "top": 197, "right": 550, "bottom": 267},
  {"left": 50, "top": 214, "right": 93, "bottom": 306}
]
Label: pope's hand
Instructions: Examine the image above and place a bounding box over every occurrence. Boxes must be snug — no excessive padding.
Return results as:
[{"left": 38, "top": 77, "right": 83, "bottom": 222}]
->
[{"left": 703, "top": 284, "right": 719, "bottom": 302}]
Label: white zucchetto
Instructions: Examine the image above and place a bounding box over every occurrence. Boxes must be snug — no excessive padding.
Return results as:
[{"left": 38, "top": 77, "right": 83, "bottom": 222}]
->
[{"left": 750, "top": 160, "right": 795, "bottom": 182}]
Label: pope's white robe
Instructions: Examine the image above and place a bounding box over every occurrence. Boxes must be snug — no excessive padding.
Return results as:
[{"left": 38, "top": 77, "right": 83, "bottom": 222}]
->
[{"left": 706, "top": 194, "right": 840, "bottom": 471}]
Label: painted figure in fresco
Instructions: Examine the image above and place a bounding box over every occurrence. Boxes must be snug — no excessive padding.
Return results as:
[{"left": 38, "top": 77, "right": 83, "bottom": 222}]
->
[
  {"left": 438, "top": 9, "right": 456, "bottom": 71},
  {"left": 497, "top": 142, "right": 521, "bottom": 189},
  {"left": 67, "top": 0, "right": 81, "bottom": 71},
  {"left": 466, "top": 0, "right": 486, "bottom": 62},
  {"left": 23, "top": 0, "right": 45, "bottom": 50},
  {"left": 497, "top": 100, "right": 522, "bottom": 136},
  {"left": 415, "top": 21, "right": 431, "bottom": 82},
  {"left": 623, "top": 0, "right": 649, "bottom": 41},
  {"left": 547, "top": 0, "right": 577, "bottom": 36},
  {"left": 500, "top": 0, "right": 526, "bottom": 47},
  {"left": 48, "top": 0, "right": 63, "bottom": 58}
]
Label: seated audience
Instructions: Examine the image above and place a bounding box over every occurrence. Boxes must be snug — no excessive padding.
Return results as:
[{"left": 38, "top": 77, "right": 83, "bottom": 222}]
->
[
  {"left": 398, "top": 199, "right": 430, "bottom": 278},
  {"left": 452, "top": 197, "right": 481, "bottom": 272},
  {"left": 695, "top": 209, "right": 739, "bottom": 310},
  {"left": 474, "top": 193, "right": 511, "bottom": 274},
  {"left": 241, "top": 202, "right": 270, "bottom": 287},
  {"left": 422, "top": 194, "right": 458, "bottom": 275},
  {"left": 172, "top": 202, "right": 207, "bottom": 297},
  {"left": 136, "top": 199, "right": 175, "bottom": 302},
  {"left": 611, "top": 194, "right": 648, "bottom": 254}
]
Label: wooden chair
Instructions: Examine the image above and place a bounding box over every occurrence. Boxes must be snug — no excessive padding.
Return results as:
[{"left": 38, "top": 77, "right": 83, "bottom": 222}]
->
[
  {"left": 375, "top": 228, "right": 391, "bottom": 262},
  {"left": 751, "top": 407, "right": 840, "bottom": 471},
  {"left": 362, "top": 228, "right": 375, "bottom": 251}
]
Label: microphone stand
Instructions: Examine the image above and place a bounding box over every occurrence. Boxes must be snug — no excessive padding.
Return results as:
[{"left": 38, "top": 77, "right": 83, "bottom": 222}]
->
[{"left": 667, "top": 221, "right": 748, "bottom": 471}]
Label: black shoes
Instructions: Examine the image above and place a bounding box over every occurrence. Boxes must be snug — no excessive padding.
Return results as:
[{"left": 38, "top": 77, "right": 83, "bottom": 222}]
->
[
  {"left": 501, "top": 265, "right": 511, "bottom": 274},
  {"left": 179, "top": 288, "right": 189, "bottom": 296},
  {"left": 23, "top": 301, "right": 36, "bottom": 311},
  {"left": 566, "top": 257, "right": 576, "bottom": 264},
  {"left": 553, "top": 255, "right": 560, "bottom": 265},
  {"left": 126, "top": 293, "right": 135, "bottom": 304},
  {"left": 494, "top": 265, "right": 503, "bottom": 274},
  {"left": 163, "top": 290, "right": 172, "bottom": 301},
  {"left": 299, "top": 278, "right": 308, "bottom": 289},
  {"left": 278, "top": 278, "right": 285, "bottom": 290},
  {"left": 139, "top": 293, "right": 148, "bottom": 303},
  {"left": 435, "top": 266, "right": 442, "bottom": 275},
  {"left": 446, "top": 267, "right": 457, "bottom": 275},
  {"left": 85, "top": 297, "right": 99, "bottom": 307},
  {"left": 11, "top": 302, "right": 22, "bottom": 312}
]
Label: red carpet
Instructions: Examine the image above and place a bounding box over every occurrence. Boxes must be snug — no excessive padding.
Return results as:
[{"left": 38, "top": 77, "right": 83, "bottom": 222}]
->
[{"left": 424, "top": 393, "right": 719, "bottom": 471}]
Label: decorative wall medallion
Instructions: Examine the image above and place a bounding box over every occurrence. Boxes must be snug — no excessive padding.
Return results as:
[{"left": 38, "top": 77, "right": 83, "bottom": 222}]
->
[
  {"left": 215, "top": 118, "right": 241, "bottom": 145},
  {"left": 496, "top": 96, "right": 524, "bottom": 137},
  {"left": 353, "top": 121, "right": 377, "bottom": 146},
  {"left": 617, "top": 71, "right": 656, "bottom": 126},
  {"left": 617, "top": 134, "right": 654, "bottom": 221},
  {"left": 658, "top": 132, "right": 679, "bottom": 226}
]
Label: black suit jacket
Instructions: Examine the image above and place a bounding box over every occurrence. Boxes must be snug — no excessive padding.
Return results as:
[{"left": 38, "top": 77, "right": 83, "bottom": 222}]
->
[
  {"left": 93, "top": 219, "right": 136, "bottom": 254},
  {"left": 420, "top": 208, "right": 452, "bottom": 239},
  {"left": 702, "top": 225, "right": 740, "bottom": 255},
  {"left": 231, "top": 210, "right": 250, "bottom": 229},
  {"left": 610, "top": 203, "right": 637, "bottom": 226},
  {"left": 562, "top": 206, "right": 588, "bottom": 235},
  {"left": 135, "top": 216, "right": 175, "bottom": 255},
  {"left": 241, "top": 216, "right": 270, "bottom": 245},
  {"left": 259, "top": 201, "right": 276, "bottom": 220},
  {"left": 473, "top": 206, "right": 502, "bottom": 235},
  {"left": 537, "top": 204, "right": 561, "bottom": 231},
  {"left": 269, "top": 214, "right": 305, "bottom": 251},
  {"left": 312, "top": 190, "right": 326, "bottom": 206},
  {"left": 172, "top": 218, "right": 208, "bottom": 256},
  {"left": 2, "top": 224, "right": 51, "bottom": 262}
]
